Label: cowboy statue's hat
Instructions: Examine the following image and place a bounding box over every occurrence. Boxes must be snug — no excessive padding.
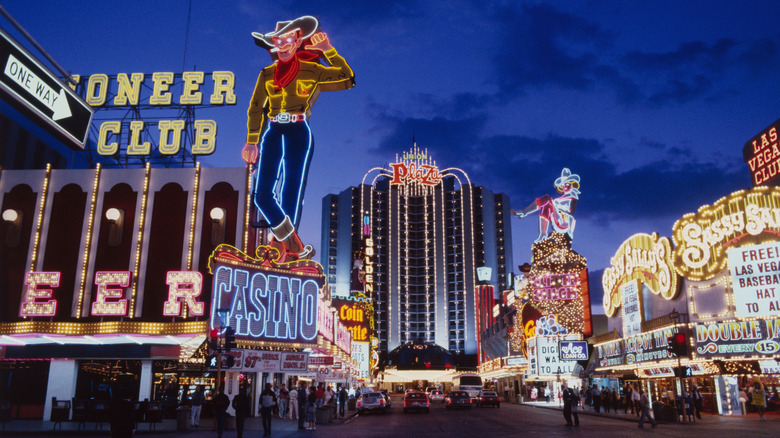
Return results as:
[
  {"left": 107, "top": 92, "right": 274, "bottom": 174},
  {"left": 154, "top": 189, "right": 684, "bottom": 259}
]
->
[
  {"left": 252, "top": 15, "right": 319, "bottom": 50},
  {"left": 554, "top": 168, "right": 580, "bottom": 187}
]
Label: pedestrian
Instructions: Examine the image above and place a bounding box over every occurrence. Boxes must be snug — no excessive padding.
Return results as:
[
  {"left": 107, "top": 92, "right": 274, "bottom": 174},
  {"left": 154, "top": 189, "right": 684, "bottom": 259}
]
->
[
  {"left": 531, "top": 386, "right": 538, "bottom": 401},
  {"left": 288, "top": 384, "right": 299, "bottom": 420},
  {"left": 272, "top": 384, "right": 279, "bottom": 417},
  {"left": 109, "top": 388, "right": 135, "bottom": 438},
  {"left": 739, "top": 387, "right": 748, "bottom": 415},
  {"left": 637, "top": 388, "right": 657, "bottom": 428},
  {"left": 752, "top": 382, "right": 767, "bottom": 420},
  {"left": 692, "top": 385, "right": 704, "bottom": 419},
  {"left": 612, "top": 387, "right": 619, "bottom": 412},
  {"left": 338, "top": 386, "right": 348, "bottom": 418},
  {"left": 324, "top": 385, "right": 335, "bottom": 406},
  {"left": 279, "top": 383, "right": 289, "bottom": 418},
  {"left": 259, "top": 382, "right": 277, "bottom": 437},
  {"left": 631, "top": 385, "right": 641, "bottom": 417},
  {"left": 592, "top": 385, "right": 601, "bottom": 413},
  {"left": 190, "top": 386, "right": 204, "bottom": 427},
  {"left": 213, "top": 387, "right": 230, "bottom": 438},
  {"left": 298, "top": 382, "right": 308, "bottom": 429},
  {"left": 562, "top": 383, "right": 579, "bottom": 427},
  {"left": 305, "top": 385, "right": 318, "bottom": 430},
  {"left": 623, "top": 385, "right": 631, "bottom": 414},
  {"left": 316, "top": 383, "right": 325, "bottom": 408},
  {"left": 232, "top": 387, "right": 251, "bottom": 438}
]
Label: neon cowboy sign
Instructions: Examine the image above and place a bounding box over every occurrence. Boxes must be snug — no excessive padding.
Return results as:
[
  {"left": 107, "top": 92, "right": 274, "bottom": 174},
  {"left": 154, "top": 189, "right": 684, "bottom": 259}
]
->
[{"left": 208, "top": 245, "right": 325, "bottom": 345}]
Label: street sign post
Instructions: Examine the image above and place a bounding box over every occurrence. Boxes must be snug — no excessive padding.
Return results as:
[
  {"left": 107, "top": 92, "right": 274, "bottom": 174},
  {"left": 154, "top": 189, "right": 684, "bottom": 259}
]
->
[{"left": 0, "top": 28, "right": 93, "bottom": 150}]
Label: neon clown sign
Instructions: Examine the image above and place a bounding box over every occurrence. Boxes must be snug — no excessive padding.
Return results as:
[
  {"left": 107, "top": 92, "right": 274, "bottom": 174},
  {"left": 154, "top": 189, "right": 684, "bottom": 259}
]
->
[{"left": 208, "top": 244, "right": 325, "bottom": 344}]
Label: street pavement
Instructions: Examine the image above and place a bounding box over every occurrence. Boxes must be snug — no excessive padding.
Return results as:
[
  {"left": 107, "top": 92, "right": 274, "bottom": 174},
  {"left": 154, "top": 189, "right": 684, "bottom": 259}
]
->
[{"left": 1, "top": 396, "right": 778, "bottom": 437}]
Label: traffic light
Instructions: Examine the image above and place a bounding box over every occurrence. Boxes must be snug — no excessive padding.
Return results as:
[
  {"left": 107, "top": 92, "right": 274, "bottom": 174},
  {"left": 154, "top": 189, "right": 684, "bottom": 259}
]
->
[
  {"left": 226, "top": 355, "right": 235, "bottom": 368},
  {"left": 209, "top": 328, "right": 219, "bottom": 351},
  {"left": 224, "top": 326, "right": 237, "bottom": 351},
  {"left": 670, "top": 332, "right": 688, "bottom": 357},
  {"left": 207, "top": 354, "right": 218, "bottom": 368},
  {"left": 675, "top": 366, "right": 691, "bottom": 378}
]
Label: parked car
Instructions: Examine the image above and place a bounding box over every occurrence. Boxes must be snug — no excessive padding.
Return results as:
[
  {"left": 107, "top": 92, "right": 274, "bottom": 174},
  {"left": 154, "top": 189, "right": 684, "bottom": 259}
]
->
[
  {"left": 429, "top": 390, "right": 445, "bottom": 402},
  {"left": 403, "top": 391, "right": 430, "bottom": 413},
  {"left": 357, "top": 392, "right": 387, "bottom": 414},
  {"left": 445, "top": 390, "right": 472, "bottom": 409},
  {"left": 476, "top": 390, "right": 501, "bottom": 408}
]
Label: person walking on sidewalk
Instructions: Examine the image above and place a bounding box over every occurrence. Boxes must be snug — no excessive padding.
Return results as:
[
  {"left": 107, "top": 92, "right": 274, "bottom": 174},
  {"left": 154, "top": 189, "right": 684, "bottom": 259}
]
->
[
  {"left": 260, "top": 383, "right": 277, "bottom": 437},
  {"left": 305, "top": 386, "right": 318, "bottom": 430},
  {"left": 338, "top": 386, "right": 348, "bottom": 418},
  {"left": 562, "top": 384, "right": 579, "bottom": 427},
  {"left": 288, "top": 385, "right": 299, "bottom": 420},
  {"left": 190, "top": 386, "right": 204, "bottom": 427},
  {"left": 297, "top": 382, "right": 308, "bottom": 429},
  {"left": 278, "top": 384, "right": 289, "bottom": 418},
  {"left": 592, "top": 385, "right": 601, "bottom": 413},
  {"left": 692, "top": 385, "right": 704, "bottom": 419},
  {"left": 214, "top": 387, "right": 230, "bottom": 438},
  {"left": 752, "top": 382, "right": 767, "bottom": 420},
  {"left": 232, "top": 387, "right": 251, "bottom": 438},
  {"left": 631, "top": 385, "right": 641, "bottom": 417},
  {"left": 637, "top": 388, "right": 657, "bottom": 428}
]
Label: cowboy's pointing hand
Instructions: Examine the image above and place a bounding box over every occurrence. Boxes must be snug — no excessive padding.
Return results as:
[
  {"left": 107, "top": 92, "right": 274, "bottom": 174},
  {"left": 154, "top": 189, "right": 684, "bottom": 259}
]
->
[{"left": 305, "top": 32, "right": 333, "bottom": 53}]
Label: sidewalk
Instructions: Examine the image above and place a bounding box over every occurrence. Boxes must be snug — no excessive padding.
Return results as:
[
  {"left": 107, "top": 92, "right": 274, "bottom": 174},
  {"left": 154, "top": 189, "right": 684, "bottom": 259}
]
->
[
  {"left": 517, "top": 398, "right": 780, "bottom": 424},
  {"left": 0, "top": 408, "right": 358, "bottom": 436}
]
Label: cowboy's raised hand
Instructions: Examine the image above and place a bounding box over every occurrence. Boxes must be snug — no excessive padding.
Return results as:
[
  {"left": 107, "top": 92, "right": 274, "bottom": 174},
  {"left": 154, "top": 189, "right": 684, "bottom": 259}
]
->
[{"left": 305, "top": 32, "right": 333, "bottom": 53}]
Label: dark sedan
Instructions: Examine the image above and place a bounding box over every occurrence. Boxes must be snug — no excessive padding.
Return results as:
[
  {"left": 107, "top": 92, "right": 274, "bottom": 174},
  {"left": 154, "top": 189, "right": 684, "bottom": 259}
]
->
[
  {"left": 445, "top": 391, "right": 472, "bottom": 409},
  {"left": 476, "top": 390, "right": 501, "bottom": 408}
]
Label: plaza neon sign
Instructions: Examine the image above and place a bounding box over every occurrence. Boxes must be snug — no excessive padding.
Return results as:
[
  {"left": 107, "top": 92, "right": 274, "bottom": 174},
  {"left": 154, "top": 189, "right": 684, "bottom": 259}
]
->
[
  {"left": 389, "top": 161, "right": 442, "bottom": 186},
  {"left": 19, "top": 270, "right": 204, "bottom": 317},
  {"left": 208, "top": 245, "right": 325, "bottom": 344}
]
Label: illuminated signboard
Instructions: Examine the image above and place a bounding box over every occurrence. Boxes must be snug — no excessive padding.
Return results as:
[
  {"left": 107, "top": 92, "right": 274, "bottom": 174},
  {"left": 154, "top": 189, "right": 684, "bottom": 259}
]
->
[
  {"left": 208, "top": 244, "right": 324, "bottom": 345},
  {"left": 207, "top": 350, "right": 309, "bottom": 373},
  {"left": 672, "top": 186, "right": 780, "bottom": 281},
  {"left": 71, "top": 71, "right": 236, "bottom": 157},
  {"left": 621, "top": 279, "right": 643, "bottom": 338},
  {"left": 333, "top": 296, "right": 371, "bottom": 342},
  {"left": 694, "top": 317, "right": 780, "bottom": 358},
  {"left": 595, "top": 326, "right": 681, "bottom": 368},
  {"left": 389, "top": 147, "right": 442, "bottom": 187},
  {"left": 602, "top": 233, "right": 678, "bottom": 316},
  {"left": 529, "top": 272, "right": 579, "bottom": 301},
  {"left": 19, "top": 270, "right": 204, "bottom": 318},
  {"left": 528, "top": 335, "right": 580, "bottom": 376},
  {"left": 364, "top": 236, "right": 375, "bottom": 294},
  {"left": 743, "top": 118, "right": 780, "bottom": 186},
  {"left": 352, "top": 341, "right": 370, "bottom": 379},
  {"left": 318, "top": 301, "right": 335, "bottom": 343},
  {"left": 727, "top": 242, "right": 780, "bottom": 318},
  {"left": 559, "top": 340, "right": 588, "bottom": 361}
]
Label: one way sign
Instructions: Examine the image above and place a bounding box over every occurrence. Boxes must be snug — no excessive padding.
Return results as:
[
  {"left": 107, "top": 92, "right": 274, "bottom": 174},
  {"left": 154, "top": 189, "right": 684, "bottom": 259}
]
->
[{"left": 0, "top": 28, "right": 92, "bottom": 150}]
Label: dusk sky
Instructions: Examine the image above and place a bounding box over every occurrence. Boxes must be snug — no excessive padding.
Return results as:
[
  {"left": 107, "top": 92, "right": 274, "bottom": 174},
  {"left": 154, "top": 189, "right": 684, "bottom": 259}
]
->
[{"left": 4, "top": 1, "right": 780, "bottom": 314}]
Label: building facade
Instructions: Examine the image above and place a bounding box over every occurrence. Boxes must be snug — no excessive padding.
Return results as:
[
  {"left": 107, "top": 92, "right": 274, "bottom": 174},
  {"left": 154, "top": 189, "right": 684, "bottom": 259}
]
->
[{"left": 321, "top": 146, "right": 513, "bottom": 360}]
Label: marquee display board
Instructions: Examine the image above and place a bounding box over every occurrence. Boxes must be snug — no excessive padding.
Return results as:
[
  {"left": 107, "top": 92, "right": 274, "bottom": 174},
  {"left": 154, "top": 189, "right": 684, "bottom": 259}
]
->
[
  {"left": 693, "top": 317, "right": 780, "bottom": 359},
  {"left": 727, "top": 242, "right": 780, "bottom": 318},
  {"left": 672, "top": 186, "right": 780, "bottom": 281},
  {"left": 602, "top": 233, "right": 678, "bottom": 316},
  {"left": 743, "top": 118, "right": 780, "bottom": 187},
  {"left": 595, "top": 325, "right": 684, "bottom": 369},
  {"left": 208, "top": 244, "right": 325, "bottom": 346}
]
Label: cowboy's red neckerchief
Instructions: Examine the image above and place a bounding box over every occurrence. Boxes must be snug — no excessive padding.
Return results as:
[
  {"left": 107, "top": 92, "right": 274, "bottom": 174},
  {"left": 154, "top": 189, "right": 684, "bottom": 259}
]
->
[{"left": 274, "top": 51, "right": 319, "bottom": 90}]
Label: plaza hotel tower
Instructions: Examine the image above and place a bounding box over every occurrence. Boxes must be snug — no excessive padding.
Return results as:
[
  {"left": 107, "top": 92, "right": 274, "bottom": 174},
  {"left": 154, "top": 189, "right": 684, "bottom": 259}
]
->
[{"left": 321, "top": 146, "right": 513, "bottom": 360}]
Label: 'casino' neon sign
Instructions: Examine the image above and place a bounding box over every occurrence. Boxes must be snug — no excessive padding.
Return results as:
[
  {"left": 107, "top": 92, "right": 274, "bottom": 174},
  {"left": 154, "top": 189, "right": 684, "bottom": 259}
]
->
[{"left": 208, "top": 245, "right": 325, "bottom": 345}]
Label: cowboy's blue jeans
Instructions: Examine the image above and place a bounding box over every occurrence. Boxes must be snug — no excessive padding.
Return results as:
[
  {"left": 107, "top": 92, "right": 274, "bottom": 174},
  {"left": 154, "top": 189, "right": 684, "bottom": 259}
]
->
[{"left": 253, "top": 122, "right": 314, "bottom": 229}]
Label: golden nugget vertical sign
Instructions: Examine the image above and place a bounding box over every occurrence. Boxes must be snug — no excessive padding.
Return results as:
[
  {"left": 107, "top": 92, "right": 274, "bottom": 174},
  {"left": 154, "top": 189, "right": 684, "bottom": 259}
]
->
[{"left": 70, "top": 71, "right": 236, "bottom": 156}]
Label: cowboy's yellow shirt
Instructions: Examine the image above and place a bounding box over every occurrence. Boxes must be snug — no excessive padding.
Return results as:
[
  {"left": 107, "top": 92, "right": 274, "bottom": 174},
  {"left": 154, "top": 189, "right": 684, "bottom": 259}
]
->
[{"left": 246, "top": 48, "right": 355, "bottom": 144}]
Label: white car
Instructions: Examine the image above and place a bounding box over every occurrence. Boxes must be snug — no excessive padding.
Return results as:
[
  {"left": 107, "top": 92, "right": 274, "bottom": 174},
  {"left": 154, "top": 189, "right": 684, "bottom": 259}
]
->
[
  {"left": 357, "top": 392, "right": 387, "bottom": 414},
  {"left": 429, "top": 390, "right": 445, "bottom": 402}
]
